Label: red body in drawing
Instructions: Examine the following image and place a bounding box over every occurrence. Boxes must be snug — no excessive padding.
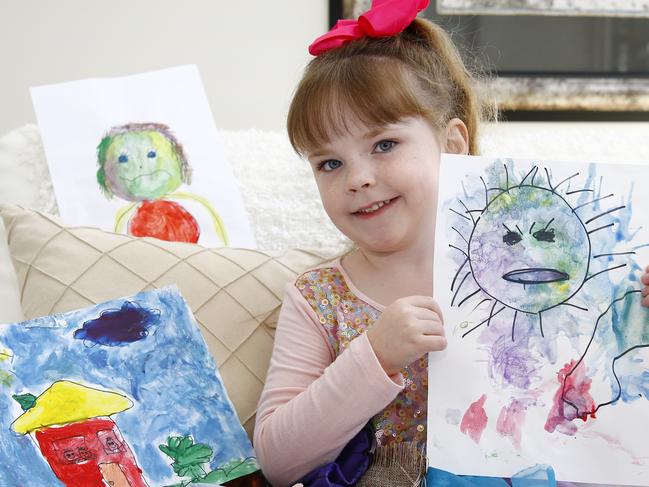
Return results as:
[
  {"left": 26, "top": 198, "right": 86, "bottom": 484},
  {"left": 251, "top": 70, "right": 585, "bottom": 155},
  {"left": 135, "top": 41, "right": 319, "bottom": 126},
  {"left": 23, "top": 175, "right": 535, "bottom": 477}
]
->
[
  {"left": 35, "top": 417, "right": 147, "bottom": 487},
  {"left": 129, "top": 199, "right": 200, "bottom": 243}
]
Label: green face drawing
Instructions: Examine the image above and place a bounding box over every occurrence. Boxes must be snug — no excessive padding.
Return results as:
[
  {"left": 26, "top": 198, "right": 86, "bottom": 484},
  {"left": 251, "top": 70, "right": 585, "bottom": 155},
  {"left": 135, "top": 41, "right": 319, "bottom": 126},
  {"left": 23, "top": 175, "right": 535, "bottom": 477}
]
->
[
  {"left": 468, "top": 186, "right": 591, "bottom": 314},
  {"left": 102, "top": 130, "right": 184, "bottom": 201}
]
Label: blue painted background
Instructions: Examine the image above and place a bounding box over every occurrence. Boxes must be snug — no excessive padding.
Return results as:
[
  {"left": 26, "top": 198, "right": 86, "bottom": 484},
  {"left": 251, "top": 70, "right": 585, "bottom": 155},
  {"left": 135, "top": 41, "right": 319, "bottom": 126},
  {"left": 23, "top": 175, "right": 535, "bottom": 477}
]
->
[{"left": 0, "top": 286, "right": 256, "bottom": 486}]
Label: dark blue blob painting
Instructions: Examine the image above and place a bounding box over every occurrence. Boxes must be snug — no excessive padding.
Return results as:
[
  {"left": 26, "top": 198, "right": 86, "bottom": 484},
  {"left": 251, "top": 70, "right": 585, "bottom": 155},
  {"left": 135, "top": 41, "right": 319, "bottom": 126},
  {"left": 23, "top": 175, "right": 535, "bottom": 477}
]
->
[{"left": 73, "top": 301, "right": 160, "bottom": 346}]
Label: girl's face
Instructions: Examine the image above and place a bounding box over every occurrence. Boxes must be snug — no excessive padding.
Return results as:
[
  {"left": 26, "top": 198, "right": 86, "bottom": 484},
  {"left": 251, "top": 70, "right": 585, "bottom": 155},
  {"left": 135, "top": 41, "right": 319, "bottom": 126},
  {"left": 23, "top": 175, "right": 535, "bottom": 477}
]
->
[{"left": 307, "top": 115, "right": 450, "bottom": 255}]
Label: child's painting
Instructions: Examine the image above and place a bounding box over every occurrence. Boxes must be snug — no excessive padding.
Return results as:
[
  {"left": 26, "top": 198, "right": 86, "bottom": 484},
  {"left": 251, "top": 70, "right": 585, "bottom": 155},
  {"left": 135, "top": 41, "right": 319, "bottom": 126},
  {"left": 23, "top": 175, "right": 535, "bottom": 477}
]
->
[
  {"left": 428, "top": 154, "right": 649, "bottom": 486},
  {"left": 31, "top": 65, "right": 254, "bottom": 247},
  {"left": 0, "top": 287, "right": 258, "bottom": 486}
]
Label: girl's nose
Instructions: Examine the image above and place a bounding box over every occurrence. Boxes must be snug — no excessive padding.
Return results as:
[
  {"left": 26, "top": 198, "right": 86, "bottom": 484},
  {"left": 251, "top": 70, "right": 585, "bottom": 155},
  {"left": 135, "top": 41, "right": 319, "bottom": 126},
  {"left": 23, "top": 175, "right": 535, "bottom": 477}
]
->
[{"left": 345, "top": 161, "right": 376, "bottom": 192}]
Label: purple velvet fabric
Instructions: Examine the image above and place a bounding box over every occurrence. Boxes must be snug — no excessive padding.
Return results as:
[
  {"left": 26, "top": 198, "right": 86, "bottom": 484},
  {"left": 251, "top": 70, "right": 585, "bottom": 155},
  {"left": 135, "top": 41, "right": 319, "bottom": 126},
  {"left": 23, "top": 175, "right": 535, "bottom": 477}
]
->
[{"left": 298, "top": 424, "right": 375, "bottom": 487}]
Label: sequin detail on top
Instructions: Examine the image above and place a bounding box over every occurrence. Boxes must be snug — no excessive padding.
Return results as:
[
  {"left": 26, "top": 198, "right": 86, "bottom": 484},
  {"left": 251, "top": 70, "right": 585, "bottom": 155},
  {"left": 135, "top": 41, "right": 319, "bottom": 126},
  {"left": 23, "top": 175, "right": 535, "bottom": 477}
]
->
[{"left": 296, "top": 265, "right": 428, "bottom": 447}]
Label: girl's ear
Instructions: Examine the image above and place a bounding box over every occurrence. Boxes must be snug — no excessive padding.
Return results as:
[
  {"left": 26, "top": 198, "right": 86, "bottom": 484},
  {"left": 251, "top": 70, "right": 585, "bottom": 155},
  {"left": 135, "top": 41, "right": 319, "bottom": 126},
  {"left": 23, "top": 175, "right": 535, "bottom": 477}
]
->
[{"left": 443, "top": 118, "right": 469, "bottom": 155}]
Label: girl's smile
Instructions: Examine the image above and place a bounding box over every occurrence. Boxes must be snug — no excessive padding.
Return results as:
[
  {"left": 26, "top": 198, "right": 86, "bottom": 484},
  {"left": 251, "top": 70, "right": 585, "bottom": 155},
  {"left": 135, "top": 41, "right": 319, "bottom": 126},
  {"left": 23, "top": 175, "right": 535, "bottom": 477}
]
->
[{"left": 352, "top": 196, "right": 400, "bottom": 219}]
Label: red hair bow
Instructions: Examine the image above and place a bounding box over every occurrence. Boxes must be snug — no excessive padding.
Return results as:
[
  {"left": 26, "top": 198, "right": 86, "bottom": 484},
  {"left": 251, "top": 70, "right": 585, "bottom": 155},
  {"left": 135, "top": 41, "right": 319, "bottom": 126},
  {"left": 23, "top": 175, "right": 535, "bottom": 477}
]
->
[{"left": 309, "top": 0, "right": 430, "bottom": 56}]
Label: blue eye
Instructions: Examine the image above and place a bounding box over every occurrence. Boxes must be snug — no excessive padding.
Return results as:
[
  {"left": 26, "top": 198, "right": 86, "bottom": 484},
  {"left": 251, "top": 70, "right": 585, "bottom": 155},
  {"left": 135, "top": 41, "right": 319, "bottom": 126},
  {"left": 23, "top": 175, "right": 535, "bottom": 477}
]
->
[
  {"left": 375, "top": 140, "right": 396, "bottom": 152},
  {"left": 118, "top": 154, "right": 128, "bottom": 163},
  {"left": 147, "top": 150, "right": 156, "bottom": 159},
  {"left": 320, "top": 159, "right": 342, "bottom": 172}
]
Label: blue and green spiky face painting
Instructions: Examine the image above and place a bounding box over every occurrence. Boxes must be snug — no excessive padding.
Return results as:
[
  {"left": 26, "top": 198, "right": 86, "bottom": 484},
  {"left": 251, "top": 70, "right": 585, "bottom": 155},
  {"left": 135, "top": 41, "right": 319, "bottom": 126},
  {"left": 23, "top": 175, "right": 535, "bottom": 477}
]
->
[
  {"left": 102, "top": 130, "right": 184, "bottom": 201},
  {"left": 468, "top": 186, "right": 591, "bottom": 314}
]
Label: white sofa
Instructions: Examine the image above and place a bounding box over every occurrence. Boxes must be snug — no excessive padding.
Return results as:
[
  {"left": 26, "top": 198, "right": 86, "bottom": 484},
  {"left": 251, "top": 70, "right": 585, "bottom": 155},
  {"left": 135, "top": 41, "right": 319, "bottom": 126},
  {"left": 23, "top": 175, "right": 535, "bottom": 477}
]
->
[
  {"left": 3, "top": 120, "right": 649, "bottom": 326},
  {"left": 1, "top": 122, "right": 647, "bottom": 486}
]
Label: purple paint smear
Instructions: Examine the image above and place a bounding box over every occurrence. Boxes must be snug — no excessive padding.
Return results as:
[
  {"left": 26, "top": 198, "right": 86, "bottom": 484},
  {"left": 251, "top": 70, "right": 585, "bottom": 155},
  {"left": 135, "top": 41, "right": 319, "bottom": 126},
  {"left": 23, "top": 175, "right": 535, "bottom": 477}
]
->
[
  {"left": 73, "top": 301, "right": 160, "bottom": 346},
  {"left": 488, "top": 335, "right": 541, "bottom": 390}
]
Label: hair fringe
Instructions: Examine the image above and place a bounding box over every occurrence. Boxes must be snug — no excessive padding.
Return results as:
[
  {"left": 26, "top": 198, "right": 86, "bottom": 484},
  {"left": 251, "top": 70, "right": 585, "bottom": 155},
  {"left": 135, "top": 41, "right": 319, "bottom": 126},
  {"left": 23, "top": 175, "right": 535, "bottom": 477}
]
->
[{"left": 287, "top": 16, "right": 498, "bottom": 157}]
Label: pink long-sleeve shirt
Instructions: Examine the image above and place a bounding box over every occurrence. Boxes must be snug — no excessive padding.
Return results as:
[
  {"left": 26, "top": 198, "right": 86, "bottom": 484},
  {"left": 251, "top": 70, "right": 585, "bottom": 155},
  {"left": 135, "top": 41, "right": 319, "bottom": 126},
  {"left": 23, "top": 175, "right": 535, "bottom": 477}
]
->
[{"left": 253, "top": 259, "right": 428, "bottom": 486}]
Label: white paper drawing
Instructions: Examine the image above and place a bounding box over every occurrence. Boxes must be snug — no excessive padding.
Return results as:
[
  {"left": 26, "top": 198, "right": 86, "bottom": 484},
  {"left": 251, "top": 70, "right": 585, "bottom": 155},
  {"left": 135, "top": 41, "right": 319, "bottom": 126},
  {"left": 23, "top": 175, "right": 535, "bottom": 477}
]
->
[
  {"left": 428, "top": 154, "right": 649, "bottom": 485},
  {"left": 31, "top": 65, "right": 255, "bottom": 248}
]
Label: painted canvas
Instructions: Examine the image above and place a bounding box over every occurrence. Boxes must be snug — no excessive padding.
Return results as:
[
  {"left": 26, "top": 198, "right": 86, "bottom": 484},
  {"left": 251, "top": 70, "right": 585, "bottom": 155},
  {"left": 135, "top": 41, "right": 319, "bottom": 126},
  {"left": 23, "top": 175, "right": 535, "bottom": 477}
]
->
[
  {"left": 31, "top": 65, "right": 255, "bottom": 248},
  {"left": 0, "top": 286, "right": 258, "bottom": 486},
  {"left": 428, "top": 154, "right": 649, "bottom": 485}
]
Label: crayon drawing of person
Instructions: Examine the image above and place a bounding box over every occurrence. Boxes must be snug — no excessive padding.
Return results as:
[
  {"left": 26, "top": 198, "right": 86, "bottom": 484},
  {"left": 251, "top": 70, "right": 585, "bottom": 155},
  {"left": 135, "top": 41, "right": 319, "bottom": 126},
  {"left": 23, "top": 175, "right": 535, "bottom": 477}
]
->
[{"left": 96, "top": 123, "right": 228, "bottom": 245}]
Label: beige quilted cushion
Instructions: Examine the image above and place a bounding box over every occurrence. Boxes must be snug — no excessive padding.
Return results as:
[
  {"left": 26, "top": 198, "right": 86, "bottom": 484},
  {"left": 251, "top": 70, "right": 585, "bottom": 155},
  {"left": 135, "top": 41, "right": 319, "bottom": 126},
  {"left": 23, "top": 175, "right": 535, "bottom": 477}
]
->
[{"left": 0, "top": 204, "right": 327, "bottom": 438}]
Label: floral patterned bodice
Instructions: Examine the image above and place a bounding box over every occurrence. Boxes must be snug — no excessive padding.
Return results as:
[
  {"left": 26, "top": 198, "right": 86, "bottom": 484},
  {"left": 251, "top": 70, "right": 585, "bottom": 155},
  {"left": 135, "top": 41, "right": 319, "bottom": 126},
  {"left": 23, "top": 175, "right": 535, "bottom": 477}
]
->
[{"left": 296, "top": 265, "right": 428, "bottom": 446}]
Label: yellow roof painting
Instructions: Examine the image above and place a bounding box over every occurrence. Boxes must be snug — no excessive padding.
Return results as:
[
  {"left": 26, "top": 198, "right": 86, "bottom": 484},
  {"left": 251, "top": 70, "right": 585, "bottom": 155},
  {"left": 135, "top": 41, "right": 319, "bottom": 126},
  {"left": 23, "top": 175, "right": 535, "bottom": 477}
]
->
[{"left": 12, "top": 380, "right": 133, "bottom": 435}]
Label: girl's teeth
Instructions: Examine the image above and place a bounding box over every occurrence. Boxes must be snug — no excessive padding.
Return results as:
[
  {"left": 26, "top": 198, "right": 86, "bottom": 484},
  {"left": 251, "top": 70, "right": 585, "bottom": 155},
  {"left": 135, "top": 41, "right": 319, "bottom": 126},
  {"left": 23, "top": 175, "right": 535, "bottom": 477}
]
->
[{"left": 360, "top": 199, "right": 392, "bottom": 214}]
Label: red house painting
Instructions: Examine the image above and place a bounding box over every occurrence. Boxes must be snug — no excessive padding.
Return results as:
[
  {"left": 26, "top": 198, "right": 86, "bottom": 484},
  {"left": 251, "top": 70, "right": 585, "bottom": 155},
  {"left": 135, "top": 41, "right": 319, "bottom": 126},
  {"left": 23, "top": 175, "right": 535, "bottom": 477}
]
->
[{"left": 11, "top": 380, "right": 148, "bottom": 487}]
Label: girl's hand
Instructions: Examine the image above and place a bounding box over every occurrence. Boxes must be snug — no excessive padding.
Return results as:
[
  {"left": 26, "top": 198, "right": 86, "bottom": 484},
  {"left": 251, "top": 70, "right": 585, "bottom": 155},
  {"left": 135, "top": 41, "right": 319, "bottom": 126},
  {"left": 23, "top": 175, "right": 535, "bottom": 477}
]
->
[
  {"left": 641, "top": 266, "right": 649, "bottom": 307},
  {"left": 367, "top": 296, "right": 446, "bottom": 376}
]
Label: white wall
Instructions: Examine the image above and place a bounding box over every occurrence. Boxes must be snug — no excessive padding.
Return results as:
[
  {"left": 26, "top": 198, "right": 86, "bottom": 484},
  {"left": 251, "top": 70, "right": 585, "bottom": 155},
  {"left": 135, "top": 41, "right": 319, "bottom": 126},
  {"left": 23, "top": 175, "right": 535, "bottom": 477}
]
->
[{"left": 0, "top": 0, "right": 328, "bottom": 135}]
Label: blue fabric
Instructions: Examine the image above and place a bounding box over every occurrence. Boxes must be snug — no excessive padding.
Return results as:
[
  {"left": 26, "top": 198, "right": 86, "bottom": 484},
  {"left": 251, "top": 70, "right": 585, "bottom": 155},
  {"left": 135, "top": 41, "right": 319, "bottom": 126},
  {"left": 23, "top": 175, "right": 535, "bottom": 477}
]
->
[
  {"left": 512, "top": 464, "right": 556, "bottom": 487},
  {"left": 427, "top": 465, "right": 556, "bottom": 487}
]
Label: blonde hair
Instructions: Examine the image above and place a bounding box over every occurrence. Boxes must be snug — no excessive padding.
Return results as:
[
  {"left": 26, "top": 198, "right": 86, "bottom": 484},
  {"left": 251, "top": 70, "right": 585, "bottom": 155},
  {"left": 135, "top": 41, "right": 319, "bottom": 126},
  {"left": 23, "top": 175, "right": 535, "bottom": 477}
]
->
[{"left": 287, "top": 17, "right": 495, "bottom": 156}]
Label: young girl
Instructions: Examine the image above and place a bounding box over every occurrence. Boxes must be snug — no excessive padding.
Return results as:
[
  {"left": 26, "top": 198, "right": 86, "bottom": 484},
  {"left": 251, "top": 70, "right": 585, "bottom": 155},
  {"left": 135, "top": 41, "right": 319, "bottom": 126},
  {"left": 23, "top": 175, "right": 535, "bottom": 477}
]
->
[
  {"left": 253, "top": 1, "right": 649, "bottom": 485},
  {"left": 253, "top": 2, "right": 479, "bottom": 483}
]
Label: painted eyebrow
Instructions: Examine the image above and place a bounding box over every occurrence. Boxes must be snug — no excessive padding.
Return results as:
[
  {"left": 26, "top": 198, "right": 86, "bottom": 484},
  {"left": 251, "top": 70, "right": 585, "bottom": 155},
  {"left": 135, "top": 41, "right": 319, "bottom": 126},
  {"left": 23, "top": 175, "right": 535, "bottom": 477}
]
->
[{"left": 503, "top": 224, "right": 524, "bottom": 235}]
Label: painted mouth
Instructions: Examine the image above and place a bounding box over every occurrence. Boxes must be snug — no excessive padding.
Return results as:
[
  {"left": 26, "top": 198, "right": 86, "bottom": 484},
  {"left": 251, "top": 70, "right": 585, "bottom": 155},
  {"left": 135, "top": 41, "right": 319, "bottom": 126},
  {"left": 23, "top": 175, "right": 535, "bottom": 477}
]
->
[
  {"left": 353, "top": 197, "right": 399, "bottom": 216},
  {"left": 120, "top": 170, "right": 172, "bottom": 184},
  {"left": 502, "top": 268, "right": 569, "bottom": 284}
]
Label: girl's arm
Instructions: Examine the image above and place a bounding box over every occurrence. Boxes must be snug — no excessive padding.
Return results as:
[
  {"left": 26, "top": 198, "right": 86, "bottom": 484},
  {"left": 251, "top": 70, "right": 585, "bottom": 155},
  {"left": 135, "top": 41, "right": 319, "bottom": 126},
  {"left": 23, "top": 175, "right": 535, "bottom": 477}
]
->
[{"left": 254, "top": 284, "right": 403, "bottom": 487}]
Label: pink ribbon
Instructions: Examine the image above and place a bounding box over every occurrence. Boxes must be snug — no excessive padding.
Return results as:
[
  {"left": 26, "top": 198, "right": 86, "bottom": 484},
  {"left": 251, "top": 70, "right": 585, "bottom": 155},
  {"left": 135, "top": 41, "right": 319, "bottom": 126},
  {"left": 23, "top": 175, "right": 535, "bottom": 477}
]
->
[{"left": 309, "top": 0, "right": 430, "bottom": 56}]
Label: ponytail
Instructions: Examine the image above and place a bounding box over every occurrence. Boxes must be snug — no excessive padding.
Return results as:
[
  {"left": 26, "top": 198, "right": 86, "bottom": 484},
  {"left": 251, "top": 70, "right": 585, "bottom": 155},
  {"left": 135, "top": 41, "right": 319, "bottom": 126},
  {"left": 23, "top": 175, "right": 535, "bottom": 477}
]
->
[{"left": 400, "top": 18, "right": 497, "bottom": 155}]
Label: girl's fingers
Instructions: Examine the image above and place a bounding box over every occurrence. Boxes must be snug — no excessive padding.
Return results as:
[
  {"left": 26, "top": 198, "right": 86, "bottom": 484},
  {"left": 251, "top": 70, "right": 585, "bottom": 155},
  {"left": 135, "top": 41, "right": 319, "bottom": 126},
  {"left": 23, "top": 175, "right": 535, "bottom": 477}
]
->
[
  {"left": 413, "top": 308, "right": 444, "bottom": 321},
  {"left": 419, "top": 320, "right": 445, "bottom": 337},
  {"left": 642, "top": 273, "right": 649, "bottom": 285},
  {"left": 421, "top": 334, "right": 448, "bottom": 352},
  {"left": 642, "top": 286, "right": 649, "bottom": 298},
  {"left": 404, "top": 296, "right": 444, "bottom": 322}
]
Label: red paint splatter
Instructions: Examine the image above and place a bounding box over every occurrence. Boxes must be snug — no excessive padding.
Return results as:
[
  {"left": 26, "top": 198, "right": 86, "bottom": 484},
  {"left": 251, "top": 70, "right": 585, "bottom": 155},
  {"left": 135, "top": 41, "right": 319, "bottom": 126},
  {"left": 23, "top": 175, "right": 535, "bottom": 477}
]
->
[
  {"left": 460, "top": 394, "right": 488, "bottom": 443},
  {"left": 496, "top": 399, "right": 526, "bottom": 450},
  {"left": 545, "top": 359, "right": 596, "bottom": 434},
  {"left": 130, "top": 200, "right": 200, "bottom": 243}
]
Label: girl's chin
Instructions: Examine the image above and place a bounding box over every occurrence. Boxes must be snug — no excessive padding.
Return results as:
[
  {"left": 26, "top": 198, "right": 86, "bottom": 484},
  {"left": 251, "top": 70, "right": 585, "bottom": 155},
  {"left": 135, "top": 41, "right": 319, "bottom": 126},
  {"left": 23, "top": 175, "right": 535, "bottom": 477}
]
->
[{"left": 353, "top": 235, "right": 409, "bottom": 254}]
